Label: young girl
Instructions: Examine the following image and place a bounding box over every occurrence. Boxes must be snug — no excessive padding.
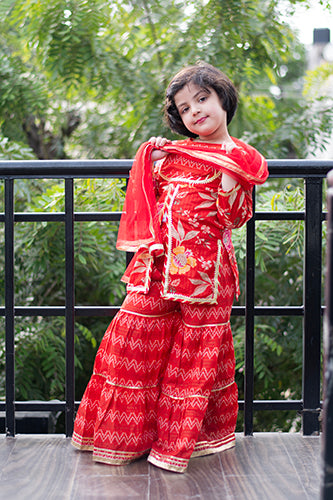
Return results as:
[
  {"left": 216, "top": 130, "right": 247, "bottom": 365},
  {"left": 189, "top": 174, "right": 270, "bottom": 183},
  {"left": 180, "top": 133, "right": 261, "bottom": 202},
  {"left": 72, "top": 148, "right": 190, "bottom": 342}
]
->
[{"left": 72, "top": 62, "right": 268, "bottom": 473}]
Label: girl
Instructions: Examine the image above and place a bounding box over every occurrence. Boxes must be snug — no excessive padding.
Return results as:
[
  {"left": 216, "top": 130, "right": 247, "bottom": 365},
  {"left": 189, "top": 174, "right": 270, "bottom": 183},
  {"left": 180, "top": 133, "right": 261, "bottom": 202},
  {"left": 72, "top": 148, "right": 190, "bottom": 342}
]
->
[{"left": 72, "top": 62, "right": 268, "bottom": 473}]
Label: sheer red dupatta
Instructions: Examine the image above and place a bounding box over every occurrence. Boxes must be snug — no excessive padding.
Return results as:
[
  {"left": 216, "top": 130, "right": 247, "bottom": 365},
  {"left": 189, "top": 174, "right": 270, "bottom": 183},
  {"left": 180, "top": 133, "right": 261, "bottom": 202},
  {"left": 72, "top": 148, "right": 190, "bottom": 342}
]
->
[
  {"left": 116, "top": 139, "right": 268, "bottom": 256},
  {"left": 116, "top": 142, "right": 164, "bottom": 257}
]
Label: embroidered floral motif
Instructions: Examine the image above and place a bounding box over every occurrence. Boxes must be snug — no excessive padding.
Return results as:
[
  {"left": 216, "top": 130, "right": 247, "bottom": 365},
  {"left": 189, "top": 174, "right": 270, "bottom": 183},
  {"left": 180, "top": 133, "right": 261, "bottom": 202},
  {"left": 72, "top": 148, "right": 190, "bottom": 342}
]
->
[
  {"left": 198, "top": 257, "right": 213, "bottom": 271},
  {"left": 170, "top": 246, "right": 197, "bottom": 275},
  {"left": 189, "top": 271, "right": 214, "bottom": 297},
  {"left": 201, "top": 225, "right": 211, "bottom": 234},
  {"left": 195, "top": 237, "right": 212, "bottom": 249}
]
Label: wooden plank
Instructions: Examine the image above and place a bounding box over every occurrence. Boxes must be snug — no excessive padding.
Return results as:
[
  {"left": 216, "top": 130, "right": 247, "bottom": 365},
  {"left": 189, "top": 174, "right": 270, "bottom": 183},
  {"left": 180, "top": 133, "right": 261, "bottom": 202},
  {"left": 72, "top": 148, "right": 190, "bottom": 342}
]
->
[
  {"left": 71, "top": 452, "right": 150, "bottom": 499},
  {"left": 150, "top": 453, "right": 228, "bottom": 499},
  {"left": 279, "top": 434, "right": 321, "bottom": 499},
  {"left": 0, "top": 435, "right": 78, "bottom": 499},
  {"left": 224, "top": 472, "right": 309, "bottom": 500},
  {"left": 220, "top": 434, "right": 319, "bottom": 500},
  {"left": 0, "top": 436, "right": 16, "bottom": 472},
  {"left": 221, "top": 433, "right": 299, "bottom": 476},
  {"left": 0, "top": 433, "right": 321, "bottom": 500}
]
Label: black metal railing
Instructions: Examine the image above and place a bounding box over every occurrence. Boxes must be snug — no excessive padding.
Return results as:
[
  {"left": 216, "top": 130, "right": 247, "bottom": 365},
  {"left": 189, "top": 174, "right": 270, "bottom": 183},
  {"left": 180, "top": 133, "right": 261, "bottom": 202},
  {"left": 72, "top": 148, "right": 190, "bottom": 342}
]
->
[
  {"left": 0, "top": 158, "right": 332, "bottom": 438},
  {"left": 322, "top": 169, "right": 333, "bottom": 499}
]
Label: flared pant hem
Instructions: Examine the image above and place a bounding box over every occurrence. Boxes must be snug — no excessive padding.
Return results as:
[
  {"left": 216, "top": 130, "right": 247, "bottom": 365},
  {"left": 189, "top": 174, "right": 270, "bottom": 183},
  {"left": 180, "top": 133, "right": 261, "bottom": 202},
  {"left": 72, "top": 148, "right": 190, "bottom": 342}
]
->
[
  {"left": 92, "top": 448, "right": 150, "bottom": 466},
  {"left": 191, "top": 433, "right": 235, "bottom": 457},
  {"left": 147, "top": 450, "right": 189, "bottom": 473},
  {"left": 72, "top": 433, "right": 236, "bottom": 472},
  {"left": 71, "top": 433, "right": 94, "bottom": 451}
]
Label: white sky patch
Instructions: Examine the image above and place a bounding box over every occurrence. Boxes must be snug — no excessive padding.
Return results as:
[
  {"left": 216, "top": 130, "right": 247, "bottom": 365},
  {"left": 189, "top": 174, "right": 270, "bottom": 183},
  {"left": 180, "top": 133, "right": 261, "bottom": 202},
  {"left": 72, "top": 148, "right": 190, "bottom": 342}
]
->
[{"left": 280, "top": 1, "right": 333, "bottom": 45}]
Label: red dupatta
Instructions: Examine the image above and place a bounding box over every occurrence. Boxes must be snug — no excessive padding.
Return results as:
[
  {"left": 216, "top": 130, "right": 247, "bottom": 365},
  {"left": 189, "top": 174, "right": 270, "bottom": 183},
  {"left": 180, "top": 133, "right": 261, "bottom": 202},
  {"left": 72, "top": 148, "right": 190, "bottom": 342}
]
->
[{"left": 116, "top": 138, "right": 268, "bottom": 256}]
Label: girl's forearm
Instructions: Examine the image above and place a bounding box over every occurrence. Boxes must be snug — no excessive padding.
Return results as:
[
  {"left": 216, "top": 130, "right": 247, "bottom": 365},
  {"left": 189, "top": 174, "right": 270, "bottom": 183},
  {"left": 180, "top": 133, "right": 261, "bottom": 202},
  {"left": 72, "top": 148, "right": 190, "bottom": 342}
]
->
[{"left": 221, "top": 173, "right": 237, "bottom": 191}]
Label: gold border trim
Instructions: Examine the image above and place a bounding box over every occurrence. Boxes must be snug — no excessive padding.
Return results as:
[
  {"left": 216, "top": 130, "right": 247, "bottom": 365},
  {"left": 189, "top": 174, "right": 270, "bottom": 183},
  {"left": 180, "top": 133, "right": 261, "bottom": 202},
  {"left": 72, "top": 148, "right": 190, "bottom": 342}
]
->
[
  {"left": 120, "top": 308, "right": 175, "bottom": 319},
  {"left": 182, "top": 319, "right": 229, "bottom": 329},
  {"left": 148, "top": 450, "right": 188, "bottom": 473},
  {"left": 161, "top": 391, "right": 208, "bottom": 401},
  {"left": 93, "top": 447, "right": 150, "bottom": 465},
  {"left": 191, "top": 437, "right": 236, "bottom": 458},
  {"left": 192, "top": 435, "right": 235, "bottom": 458},
  {"left": 105, "top": 380, "right": 159, "bottom": 390},
  {"left": 71, "top": 433, "right": 94, "bottom": 451},
  {"left": 211, "top": 380, "right": 235, "bottom": 392}
]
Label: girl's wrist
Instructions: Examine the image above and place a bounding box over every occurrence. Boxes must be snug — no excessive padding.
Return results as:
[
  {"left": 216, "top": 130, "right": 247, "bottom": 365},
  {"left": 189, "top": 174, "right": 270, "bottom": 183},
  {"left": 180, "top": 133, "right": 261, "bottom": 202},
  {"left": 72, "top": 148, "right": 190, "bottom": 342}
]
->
[{"left": 221, "top": 173, "right": 237, "bottom": 191}]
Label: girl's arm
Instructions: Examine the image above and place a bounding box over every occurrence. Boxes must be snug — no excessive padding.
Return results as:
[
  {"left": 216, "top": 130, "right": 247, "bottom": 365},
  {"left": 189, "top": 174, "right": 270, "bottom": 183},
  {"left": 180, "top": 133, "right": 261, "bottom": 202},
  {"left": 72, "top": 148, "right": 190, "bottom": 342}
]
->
[
  {"left": 221, "top": 173, "right": 237, "bottom": 191},
  {"left": 217, "top": 184, "right": 253, "bottom": 229}
]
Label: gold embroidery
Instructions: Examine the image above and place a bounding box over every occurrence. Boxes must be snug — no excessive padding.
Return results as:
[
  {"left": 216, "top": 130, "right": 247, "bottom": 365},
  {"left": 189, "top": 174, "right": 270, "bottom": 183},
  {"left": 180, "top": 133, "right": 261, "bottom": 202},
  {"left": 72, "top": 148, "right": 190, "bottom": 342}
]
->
[
  {"left": 192, "top": 434, "right": 236, "bottom": 457},
  {"left": 182, "top": 319, "right": 229, "bottom": 329}
]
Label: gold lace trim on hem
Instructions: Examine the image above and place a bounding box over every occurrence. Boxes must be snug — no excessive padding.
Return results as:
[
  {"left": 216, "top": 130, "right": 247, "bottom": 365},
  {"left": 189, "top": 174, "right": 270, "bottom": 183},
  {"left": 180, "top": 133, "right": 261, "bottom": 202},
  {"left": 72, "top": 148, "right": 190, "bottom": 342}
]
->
[
  {"left": 92, "top": 447, "right": 150, "bottom": 465},
  {"left": 192, "top": 435, "right": 235, "bottom": 458},
  {"left": 71, "top": 434, "right": 94, "bottom": 451},
  {"left": 148, "top": 451, "right": 188, "bottom": 473}
]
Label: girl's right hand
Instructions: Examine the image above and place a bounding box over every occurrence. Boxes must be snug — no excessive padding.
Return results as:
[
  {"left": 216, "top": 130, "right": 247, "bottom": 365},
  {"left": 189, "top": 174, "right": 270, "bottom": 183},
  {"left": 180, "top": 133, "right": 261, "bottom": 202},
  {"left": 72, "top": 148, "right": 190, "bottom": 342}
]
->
[{"left": 149, "top": 136, "right": 171, "bottom": 161}]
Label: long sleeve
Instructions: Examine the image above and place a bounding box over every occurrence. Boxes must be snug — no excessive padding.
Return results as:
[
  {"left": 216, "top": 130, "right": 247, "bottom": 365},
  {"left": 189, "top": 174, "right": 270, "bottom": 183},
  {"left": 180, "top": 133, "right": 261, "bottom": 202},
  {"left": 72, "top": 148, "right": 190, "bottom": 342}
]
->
[{"left": 217, "top": 183, "right": 253, "bottom": 229}]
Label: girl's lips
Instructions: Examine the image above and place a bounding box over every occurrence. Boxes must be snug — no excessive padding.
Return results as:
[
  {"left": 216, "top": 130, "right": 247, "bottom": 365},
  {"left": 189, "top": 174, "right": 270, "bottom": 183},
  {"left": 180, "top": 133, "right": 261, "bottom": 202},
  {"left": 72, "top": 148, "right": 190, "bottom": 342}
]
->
[{"left": 195, "top": 116, "right": 207, "bottom": 125}]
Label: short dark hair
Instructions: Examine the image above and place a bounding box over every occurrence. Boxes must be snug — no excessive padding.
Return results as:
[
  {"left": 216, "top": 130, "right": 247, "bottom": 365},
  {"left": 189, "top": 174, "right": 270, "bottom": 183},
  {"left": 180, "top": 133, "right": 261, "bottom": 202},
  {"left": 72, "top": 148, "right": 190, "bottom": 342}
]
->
[{"left": 164, "top": 62, "right": 238, "bottom": 138}]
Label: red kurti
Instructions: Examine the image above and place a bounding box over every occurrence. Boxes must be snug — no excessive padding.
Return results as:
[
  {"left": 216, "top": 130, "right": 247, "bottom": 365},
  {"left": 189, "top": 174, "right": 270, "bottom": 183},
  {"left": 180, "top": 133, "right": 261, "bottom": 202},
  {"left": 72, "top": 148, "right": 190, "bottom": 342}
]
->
[
  {"left": 72, "top": 140, "right": 267, "bottom": 472},
  {"left": 122, "top": 145, "right": 253, "bottom": 302}
]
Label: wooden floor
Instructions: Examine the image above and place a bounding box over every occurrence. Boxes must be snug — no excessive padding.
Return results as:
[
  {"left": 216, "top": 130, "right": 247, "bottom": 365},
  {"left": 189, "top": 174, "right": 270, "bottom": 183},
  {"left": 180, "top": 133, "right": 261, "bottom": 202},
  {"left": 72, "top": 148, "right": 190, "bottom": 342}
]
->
[{"left": 0, "top": 433, "right": 321, "bottom": 500}]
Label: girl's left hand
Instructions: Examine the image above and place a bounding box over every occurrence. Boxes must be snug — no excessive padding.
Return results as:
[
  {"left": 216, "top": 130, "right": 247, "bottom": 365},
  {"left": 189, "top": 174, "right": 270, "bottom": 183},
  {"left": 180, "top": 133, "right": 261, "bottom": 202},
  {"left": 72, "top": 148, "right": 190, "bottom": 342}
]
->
[
  {"left": 149, "top": 136, "right": 171, "bottom": 147},
  {"left": 149, "top": 136, "right": 171, "bottom": 161}
]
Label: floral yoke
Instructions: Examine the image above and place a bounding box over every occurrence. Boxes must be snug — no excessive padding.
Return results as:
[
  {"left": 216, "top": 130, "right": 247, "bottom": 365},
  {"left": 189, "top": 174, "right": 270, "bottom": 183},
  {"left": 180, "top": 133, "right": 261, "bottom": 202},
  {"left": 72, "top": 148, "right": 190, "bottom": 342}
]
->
[{"left": 122, "top": 152, "right": 253, "bottom": 304}]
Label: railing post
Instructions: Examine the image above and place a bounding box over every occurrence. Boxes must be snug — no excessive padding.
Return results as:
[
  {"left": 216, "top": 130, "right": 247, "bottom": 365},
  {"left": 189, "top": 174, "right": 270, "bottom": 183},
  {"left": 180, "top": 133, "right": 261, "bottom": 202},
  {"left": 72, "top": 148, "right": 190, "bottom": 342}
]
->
[
  {"left": 322, "top": 170, "right": 333, "bottom": 499},
  {"left": 5, "top": 178, "right": 15, "bottom": 436},
  {"left": 303, "top": 177, "right": 322, "bottom": 435},
  {"left": 65, "top": 178, "right": 75, "bottom": 437},
  {"left": 244, "top": 188, "right": 256, "bottom": 436}
]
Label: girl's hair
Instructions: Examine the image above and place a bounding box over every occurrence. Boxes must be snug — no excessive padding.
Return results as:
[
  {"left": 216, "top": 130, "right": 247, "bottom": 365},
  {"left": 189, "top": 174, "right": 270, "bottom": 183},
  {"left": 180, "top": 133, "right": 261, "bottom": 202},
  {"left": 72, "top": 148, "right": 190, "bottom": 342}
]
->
[{"left": 164, "top": 62, "right": 238, "bottom": 138}]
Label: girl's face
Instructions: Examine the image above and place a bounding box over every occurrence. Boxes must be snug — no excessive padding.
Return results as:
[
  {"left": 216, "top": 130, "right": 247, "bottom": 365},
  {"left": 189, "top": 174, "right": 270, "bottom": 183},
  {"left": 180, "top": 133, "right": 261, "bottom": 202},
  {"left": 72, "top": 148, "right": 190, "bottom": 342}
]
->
[{"left": 174, "top": 83, "right": 228, "bottom": 143}]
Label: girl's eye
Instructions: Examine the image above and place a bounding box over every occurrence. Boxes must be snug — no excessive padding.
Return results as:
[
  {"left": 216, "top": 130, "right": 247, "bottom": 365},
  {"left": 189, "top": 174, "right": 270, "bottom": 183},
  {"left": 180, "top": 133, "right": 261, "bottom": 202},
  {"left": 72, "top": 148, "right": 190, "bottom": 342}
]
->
[
  {"left": 181, "top": 107, "right": 189, "bottom": 114},
  {"left": 199, "top": 96, "right": 207, "bottom": 103}
]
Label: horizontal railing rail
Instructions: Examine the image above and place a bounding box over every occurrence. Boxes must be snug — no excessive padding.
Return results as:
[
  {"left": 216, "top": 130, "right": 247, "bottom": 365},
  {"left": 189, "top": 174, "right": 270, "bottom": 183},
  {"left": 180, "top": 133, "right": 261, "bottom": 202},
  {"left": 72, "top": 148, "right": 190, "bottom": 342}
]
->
[{"left": 1, "top": 158, "right": 332, "bottom": 438}]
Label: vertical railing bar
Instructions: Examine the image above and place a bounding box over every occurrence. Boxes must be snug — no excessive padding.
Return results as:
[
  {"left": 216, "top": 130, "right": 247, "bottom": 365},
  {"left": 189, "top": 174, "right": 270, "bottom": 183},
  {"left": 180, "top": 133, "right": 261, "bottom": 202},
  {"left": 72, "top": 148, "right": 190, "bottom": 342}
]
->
[
  {"left": 303, "top": 177, "right": 322, "bottom": 435},
  {"left": 321, "top": 171, "right": 333, "bottom": 499},
  {"left": 5, "top": 178, "right": 15, "bottom": 436},
  {"left": 244, "top": 188, "right": 256, "bottom": 436},
  {"left": 65, "top": 178, "right": 75, "bottom": 437}
]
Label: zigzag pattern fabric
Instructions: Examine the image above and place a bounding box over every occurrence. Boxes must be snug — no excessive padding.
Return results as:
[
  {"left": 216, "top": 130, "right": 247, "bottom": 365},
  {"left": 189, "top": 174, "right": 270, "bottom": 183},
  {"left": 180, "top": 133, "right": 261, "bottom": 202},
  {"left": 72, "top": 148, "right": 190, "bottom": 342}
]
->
[{"left": 72, "top": 270, "right": 238, "bottom": 473}]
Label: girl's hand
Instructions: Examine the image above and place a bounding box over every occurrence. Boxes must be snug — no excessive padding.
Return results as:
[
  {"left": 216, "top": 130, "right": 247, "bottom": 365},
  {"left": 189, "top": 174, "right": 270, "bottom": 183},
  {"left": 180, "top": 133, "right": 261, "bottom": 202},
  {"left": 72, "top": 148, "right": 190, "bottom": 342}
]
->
[{"left": 149, "top": 136, "right": 171, "bottom": 161}]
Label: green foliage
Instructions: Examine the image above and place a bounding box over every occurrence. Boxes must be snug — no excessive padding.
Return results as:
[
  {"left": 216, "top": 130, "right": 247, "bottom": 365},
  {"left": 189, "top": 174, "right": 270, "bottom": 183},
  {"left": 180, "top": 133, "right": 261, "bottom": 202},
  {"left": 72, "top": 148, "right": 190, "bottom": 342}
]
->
[
  {"left": 0, "top": 0, "right": 331, "bottom": 159},
  {"left": 231, "top": 177, "right": 314, "bottom": 431},
  {"left": 0, "top": 0, "right": 331, "bottom": 432},
  {"left": 0, "top": 135, "right": 35, "bottom": 160},
  {"left": 0, "top": 176, "right": 127, "bottom": 402}
]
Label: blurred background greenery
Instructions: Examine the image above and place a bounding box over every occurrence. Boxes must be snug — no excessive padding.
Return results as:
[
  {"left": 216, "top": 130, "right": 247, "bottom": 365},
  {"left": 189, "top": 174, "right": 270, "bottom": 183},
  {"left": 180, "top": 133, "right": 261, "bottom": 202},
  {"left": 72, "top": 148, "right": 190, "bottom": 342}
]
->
[{"left": 0, "top": 0, "right": 332, "bottom": 432}]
